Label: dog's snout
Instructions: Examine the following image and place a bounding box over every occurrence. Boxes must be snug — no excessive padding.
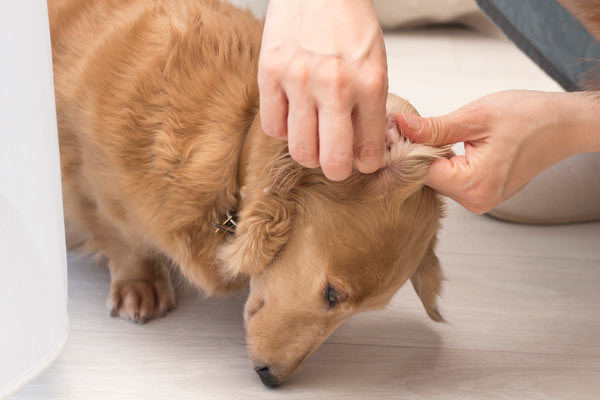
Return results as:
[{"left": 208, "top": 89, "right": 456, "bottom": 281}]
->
[{"left": 254, "top": 366, "right": 279, "bottom": 388}]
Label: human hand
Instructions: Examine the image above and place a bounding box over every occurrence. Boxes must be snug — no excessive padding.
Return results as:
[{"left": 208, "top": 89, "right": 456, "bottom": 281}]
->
[
  {"left": 396, "top": 90, "right": 599, "bottom": 213},
  {"left": 258, "top": 0, "right": 388, "bottom": 181}
]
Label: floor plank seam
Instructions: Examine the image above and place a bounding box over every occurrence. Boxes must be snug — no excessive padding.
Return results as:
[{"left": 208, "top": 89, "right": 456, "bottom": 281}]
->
[
  {"left": 64, "top": 327, "right": 600, "bottom": 360},
  {"left": 436, "top": 250, "right": 600, "bottom": 263},
  {"left": 322, "top": 341, "right": 600, "bottom": 359}
]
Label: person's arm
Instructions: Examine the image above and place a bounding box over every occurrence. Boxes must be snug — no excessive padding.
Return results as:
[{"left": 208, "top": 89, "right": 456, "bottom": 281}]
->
[
  {"left": 396, "top": 90, "right": 600, "bottom": 213},
  {"left": 258, "top": 0, "right": 388, "bottom": 181}
]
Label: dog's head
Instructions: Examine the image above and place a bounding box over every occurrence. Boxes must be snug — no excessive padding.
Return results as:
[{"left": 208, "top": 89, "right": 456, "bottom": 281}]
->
[{"left": 219, "top": 94, "right": 450, "bottom": 387}]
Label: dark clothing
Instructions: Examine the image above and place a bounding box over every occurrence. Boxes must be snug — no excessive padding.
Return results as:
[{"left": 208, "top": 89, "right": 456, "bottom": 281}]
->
[{"left": 475, "top": 0, "right": 600, "bottom": 91}]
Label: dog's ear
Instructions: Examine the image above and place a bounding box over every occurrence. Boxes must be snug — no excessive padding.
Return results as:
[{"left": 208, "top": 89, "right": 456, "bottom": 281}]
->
[
  {"left": 411, "top": 237, "right": 445, "bottom": 322},
  {"left": 358, "top": 94, "right": 452, "bottom": 198},
  {"left": 353, "top": 114, "right": 452, "bottom": 199},
  {"left": 218, "top": 190, "right": 295, "bottom": 277}
]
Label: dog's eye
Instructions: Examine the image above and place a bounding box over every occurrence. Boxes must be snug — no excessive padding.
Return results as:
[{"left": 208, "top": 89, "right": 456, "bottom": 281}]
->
[{"left": 325, "top": 284, "right": 339, "bottom": 308}]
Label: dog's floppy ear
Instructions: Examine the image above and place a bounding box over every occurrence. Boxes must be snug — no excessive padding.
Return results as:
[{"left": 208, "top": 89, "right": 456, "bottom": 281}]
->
[
  {"left": 352, "top": 114, "right": 452, "bottom": 199},
  {"left": 411, "top": 237, "right": 445, "bottom": 322},
  {"left": 218, "top": 190, "right": 295, "bottom": 276},
  {"left": 358, "top": 94, "right": 452, "bottom": 198}
]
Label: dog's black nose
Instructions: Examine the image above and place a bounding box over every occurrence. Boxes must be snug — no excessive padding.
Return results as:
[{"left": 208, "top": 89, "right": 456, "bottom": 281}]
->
[{"left": 255, "top": 366, "right": 279, "bottom": 388}]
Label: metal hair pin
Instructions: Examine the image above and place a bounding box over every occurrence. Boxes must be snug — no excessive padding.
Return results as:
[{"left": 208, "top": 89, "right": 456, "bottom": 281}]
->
[{"left": 210, "top": 211, "right": 238, "bottom": 234}]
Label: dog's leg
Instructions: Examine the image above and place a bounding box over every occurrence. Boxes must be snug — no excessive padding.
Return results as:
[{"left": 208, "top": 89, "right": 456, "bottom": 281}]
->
[
  {"left": 106, "top": 249, "right": 176, "bottom": 324},
  {"left": 411, "top": 238, "right": 444, "bottom": 323}
]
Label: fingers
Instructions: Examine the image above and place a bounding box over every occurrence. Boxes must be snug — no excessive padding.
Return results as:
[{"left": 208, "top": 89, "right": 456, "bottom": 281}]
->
[
  {"left": 258, "top": 0, "right": 390, "bottom": 180},
  {"left": 426, "top": 156, "right": 499, "bottom": 214},
  {"left": 425, "top": 157, "right": 470, "bottom": 195},
  {"left": 425, "top": 157, "right": 478, "bottom": 210},
  {"left": 352, "top": 113, "right": 385, "bottom": 173},
  {"left": 396, "top": 109, "right": 485, "bottom": 146},
  {"left": 289, "top": 101, "right": 386, "bottom": 176},
  {"left": 258, "top": 69, "right": 289, "bottom": 139},
  {"left": 287, "top": 96, "right": 319, "bottom": 168},
  {"left": 352, "top": 95, "right": 387, "bottom": 174},
  {"left": 318, "top": 107, "right": 354, "bottom": 181}
]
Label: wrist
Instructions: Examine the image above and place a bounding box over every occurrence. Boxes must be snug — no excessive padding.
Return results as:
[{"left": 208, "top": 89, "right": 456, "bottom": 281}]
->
[{"left": 554, "top": 91, "right": 600, "bottom": 155}]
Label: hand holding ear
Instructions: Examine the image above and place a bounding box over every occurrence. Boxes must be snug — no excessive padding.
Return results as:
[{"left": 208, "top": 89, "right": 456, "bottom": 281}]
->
[
  {"left": 396, "top": 90, "right": 600, "bottom": 214},
  {"left": 258, "top": 0, "right": 388, "bottom": 181}
]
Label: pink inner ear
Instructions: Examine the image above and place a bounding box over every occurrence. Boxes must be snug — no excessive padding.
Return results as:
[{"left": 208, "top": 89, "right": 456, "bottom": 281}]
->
[{"left": 385, "top": 114, "right": 402, "bottom": 149}]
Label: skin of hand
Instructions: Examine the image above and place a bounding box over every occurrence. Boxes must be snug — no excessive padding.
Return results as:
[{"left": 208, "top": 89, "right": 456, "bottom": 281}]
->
[
  {"left": 258, "top": 0, "right": 388, "bottom": 181},
  {"left": 396, "top": 90, "right": 600, "bottom": 214}
]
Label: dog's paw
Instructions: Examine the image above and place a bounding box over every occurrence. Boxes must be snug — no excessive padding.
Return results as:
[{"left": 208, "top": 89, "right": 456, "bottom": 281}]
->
[{"left": 107, "top": 279, "right": 175, "bottom": 324}]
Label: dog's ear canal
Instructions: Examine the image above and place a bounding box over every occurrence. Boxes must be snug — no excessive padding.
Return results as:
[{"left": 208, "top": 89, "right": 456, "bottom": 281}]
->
[
  {"left": 410, "top": 237, "right": 445, "bottom": 323},
  {"left": 218, "top": 191, "right": 295, "bottom": 277}
]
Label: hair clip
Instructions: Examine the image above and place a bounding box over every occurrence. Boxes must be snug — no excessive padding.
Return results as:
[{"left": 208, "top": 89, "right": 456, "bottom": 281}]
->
[{"left": 211, "top": 211, "right": 238, "bottom": 234}]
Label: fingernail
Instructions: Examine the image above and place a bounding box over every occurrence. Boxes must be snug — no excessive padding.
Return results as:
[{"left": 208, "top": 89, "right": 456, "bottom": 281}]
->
[{"left": 402, "top": 112, "right": 423, "bottom": 132}]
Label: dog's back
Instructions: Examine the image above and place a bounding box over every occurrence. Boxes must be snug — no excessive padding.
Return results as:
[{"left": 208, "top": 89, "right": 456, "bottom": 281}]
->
[{"left": 49, "top": 0, "right": 262, "bottom": 292}]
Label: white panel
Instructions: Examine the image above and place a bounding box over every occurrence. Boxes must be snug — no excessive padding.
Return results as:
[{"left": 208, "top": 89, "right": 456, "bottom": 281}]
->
[{"left": 0, "top": 1, "right": 69, "bottom": 397}]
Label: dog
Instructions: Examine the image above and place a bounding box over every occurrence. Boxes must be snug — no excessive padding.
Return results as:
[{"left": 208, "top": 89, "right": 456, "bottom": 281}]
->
[{"left": 49, "top": 0, "right": 450, "bottom": 387}]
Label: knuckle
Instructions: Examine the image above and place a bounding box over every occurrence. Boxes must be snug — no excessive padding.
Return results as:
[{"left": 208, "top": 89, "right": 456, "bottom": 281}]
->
[
  {"left": 463, "top": 183, "right": 499, "bottom": 214},
  {"left": 328, "top": 74, "right": 347, "bottom": 96},
  {"left": 323, "top": 154, "right": 352, "bottom": 174},
  {"left": 286, "top": 61, "right": 309, "bottom": 87},
  {"left": 465, "top": 204, "right": 490, "bottom": 215},
  {"left": 318, "top": 63, "right": 348, "bottom": 95},
  {"left": 362, "top": 72, "right": 387, "bottom": 98},
  {"left": 261, "top": 119, "right": 286, "bottom": 139},
  {"left": 258, "top": 59, "right": 280, "bottom": 78},
  {"left": 426, "top": 117, "right": 448, "bottom": 146},
  {"left": 354, "top": 142, "right": 384, "bottom": 166},
  {"left": 290, "top": 143, "right": 317, "bottom": 165}
]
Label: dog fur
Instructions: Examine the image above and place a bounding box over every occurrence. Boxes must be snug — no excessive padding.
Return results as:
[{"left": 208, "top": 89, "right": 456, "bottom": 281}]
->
[{"left": 49, "top": 0, "right": 450, "bottom": 386}]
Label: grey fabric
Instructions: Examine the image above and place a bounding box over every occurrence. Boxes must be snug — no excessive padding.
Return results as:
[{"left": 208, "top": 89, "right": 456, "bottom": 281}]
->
[
  {"left": 488, "top": 153, "right": 600, "bottom": 224},
  {"left": 475, "top": 0, "right": 600, "bottom": 91}
]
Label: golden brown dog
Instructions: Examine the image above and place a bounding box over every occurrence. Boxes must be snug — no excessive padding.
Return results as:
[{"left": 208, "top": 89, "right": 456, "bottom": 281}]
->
[{"left": 49, "top": 0, "right": 450, "bottom": 387}]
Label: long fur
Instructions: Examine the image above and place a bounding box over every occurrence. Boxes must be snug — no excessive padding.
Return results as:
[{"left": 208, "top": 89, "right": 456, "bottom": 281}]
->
[{"left": 49, "top": 0, "right": 451, "bottom": 383}]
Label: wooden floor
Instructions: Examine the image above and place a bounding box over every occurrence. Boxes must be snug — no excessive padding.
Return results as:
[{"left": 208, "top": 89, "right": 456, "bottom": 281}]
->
[{"left": 13, "top": 27, "right": 600, "bottom": 399}]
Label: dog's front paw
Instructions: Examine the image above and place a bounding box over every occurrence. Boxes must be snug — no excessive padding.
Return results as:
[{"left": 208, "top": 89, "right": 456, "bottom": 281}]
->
[{"left": 107, "top": 279, "right": 175, "bottom": 324}]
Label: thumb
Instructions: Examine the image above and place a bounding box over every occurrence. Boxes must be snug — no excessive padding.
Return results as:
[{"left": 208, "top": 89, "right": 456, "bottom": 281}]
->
[
  {"left": 396, "top": 111, "right": 470, "bottom": 147},
  {"left": 425, "top": 156, "right": 470, "bottom": 196},
  {"left": 427, "top": 156, "right": 494, "bottom": 214}
]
